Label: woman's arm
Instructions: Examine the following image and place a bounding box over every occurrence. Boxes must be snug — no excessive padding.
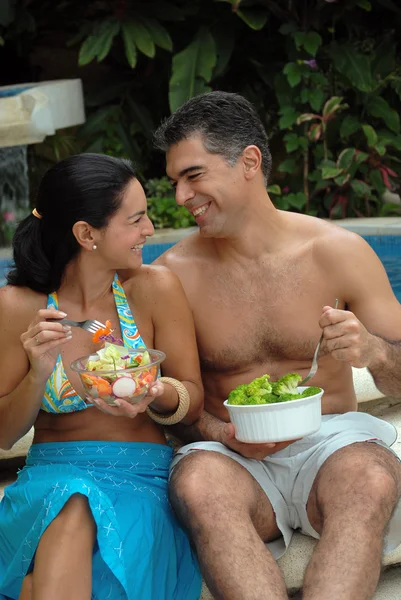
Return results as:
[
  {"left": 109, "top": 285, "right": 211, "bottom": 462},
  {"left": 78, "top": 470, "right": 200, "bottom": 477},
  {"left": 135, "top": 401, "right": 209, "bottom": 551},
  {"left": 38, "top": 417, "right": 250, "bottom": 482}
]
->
[
  {"left": 145, "top": 266, "right": 204, "bottom": 424},
  {"left": 0, "top": 287, "right": 71, "bottom": 449}
]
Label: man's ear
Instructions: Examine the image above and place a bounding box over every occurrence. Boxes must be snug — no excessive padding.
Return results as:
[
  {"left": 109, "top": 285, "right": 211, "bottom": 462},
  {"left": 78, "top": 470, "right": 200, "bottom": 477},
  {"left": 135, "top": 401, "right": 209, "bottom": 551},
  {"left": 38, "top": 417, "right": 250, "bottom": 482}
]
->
[
  {"left": 242, "top": 145, "right": 262, "bottom": 179},
  {"left": 72, "top": 221, "right": 97, "bottom": 251}
]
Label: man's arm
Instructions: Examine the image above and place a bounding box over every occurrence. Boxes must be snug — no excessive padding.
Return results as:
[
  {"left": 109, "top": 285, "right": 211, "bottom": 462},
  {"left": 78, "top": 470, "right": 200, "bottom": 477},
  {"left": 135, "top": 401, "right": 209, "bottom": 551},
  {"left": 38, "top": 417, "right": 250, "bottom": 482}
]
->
[
  {"left": 317, "top": 231, "right": 401, "bottom": 398},
  {"left": 169, "top": 408, "right": 296, "bottom": 459}
]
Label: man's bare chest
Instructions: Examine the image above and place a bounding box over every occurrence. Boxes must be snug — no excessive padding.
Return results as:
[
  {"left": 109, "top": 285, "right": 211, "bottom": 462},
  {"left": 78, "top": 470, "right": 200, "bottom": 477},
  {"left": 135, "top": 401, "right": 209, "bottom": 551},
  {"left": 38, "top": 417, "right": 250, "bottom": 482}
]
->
[{"left": 187, "top": 260, "right": 337, "bottom": 373}]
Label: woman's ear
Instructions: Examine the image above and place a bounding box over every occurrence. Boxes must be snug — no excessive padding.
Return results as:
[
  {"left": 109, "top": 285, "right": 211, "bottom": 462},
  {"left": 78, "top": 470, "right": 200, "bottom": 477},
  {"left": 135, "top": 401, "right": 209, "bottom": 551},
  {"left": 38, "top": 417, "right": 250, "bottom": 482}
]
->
[
  {"left": 72, "top": 221, "right": 97, "bottom": 251},
  {"left": 242, "top": 145, "right": 262, "bottom": 180}
]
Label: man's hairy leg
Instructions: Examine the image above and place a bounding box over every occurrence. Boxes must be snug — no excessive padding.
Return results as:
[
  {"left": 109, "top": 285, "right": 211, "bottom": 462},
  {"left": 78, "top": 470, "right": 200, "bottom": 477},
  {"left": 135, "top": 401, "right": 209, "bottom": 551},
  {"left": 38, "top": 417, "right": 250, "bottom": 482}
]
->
[
  {"left": 169, "top": 451, "right": 288, "bottom": 600},
  {"left": 303, "top": 442, "right": 401, "bottom": 600}
]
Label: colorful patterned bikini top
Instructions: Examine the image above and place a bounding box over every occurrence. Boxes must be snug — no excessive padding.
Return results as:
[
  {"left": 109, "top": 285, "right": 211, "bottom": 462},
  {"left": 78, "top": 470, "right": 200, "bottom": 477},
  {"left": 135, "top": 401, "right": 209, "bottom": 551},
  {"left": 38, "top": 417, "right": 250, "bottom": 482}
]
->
[{"left": 42, "top": 274, "right": 146, "bottom": 414}]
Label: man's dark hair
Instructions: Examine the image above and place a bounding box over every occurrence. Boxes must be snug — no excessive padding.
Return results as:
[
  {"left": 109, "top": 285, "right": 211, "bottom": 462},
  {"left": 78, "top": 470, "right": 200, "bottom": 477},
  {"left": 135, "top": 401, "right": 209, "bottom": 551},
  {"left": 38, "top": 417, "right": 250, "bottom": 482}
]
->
[{"left": 154, "top": 91, "right": 272, "bottom": 184}]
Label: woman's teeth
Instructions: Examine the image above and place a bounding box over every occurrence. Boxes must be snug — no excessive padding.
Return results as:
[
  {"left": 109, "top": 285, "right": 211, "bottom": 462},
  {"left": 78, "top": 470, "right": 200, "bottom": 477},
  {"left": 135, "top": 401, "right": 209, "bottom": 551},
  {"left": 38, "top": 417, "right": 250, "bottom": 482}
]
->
[{"left": 131, "top": 244, "right": 144, "bottom": 251}]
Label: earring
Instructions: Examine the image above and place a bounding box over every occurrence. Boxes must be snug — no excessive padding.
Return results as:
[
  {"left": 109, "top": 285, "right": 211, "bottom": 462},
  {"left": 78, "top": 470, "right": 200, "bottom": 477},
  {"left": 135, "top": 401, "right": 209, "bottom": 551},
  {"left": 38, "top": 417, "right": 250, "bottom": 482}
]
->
[{"left": 93, "top": 244, "right": 97, "bottom": 250}]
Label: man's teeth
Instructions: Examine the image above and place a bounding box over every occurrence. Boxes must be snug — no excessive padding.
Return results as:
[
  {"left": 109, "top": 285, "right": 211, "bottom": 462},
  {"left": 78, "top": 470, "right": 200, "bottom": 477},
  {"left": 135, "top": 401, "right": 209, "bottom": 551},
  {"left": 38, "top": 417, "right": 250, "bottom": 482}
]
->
[
  {"left": 193, "top": 205, "right": 209, "bottom": 217},
  {"left": 132, "top": 244, "right": 144, "bottom": 250}
]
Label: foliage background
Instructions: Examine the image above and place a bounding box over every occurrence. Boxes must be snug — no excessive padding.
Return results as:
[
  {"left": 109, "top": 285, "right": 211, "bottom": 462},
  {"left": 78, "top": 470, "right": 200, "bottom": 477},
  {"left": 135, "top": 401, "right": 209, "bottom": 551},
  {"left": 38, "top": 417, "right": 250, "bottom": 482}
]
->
[{"left": 1, "top": 0, "right": 401, "bottom": 228}]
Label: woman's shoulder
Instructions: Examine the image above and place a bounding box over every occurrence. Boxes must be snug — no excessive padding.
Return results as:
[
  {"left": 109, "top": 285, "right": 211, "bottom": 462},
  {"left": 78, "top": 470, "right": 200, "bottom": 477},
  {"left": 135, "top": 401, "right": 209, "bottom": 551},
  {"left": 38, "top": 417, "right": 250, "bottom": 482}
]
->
[
  {"left": 122, "top": 265, "right": 184, "bottom": 307},
  {"left": 0, "top": 285, "right": 46, "bottom": 327}
]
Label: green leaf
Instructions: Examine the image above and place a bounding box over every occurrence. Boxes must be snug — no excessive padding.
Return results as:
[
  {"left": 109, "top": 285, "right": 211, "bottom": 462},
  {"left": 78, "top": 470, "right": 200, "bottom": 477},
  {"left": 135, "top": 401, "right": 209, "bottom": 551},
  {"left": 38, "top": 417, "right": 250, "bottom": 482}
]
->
[
  {"left": 357, "top": 0, "right": 371, "bottom": 10},
  {"left": 97, "top": 21, "right": 120, "bottom": 62},
  {"left": 283, "top": 62, "right": 302, "bottom": 87},
  {"left": 322, "top": 167, "right": 344, "bottom": 179},
  {"left": 212, "top": 24, "right": 235, "bottom": 79},
  {"left": 308, "top": 123, "right": 322, "bottom": 141},
  {"left": 287, "top": 192, "right": 307, "bottom": 210},
  {"left": 308, "top": 88, "right": 324, "bottom": 111},
  {"left": 322, "top": 96, "right": 344, "bottom": 119},
  {"left": 367, "top": 96, "right": 400, "bottom": 133},
  {"left": 279, "top": 107, "right": 298, "bottom": 129},
  {"left": 121, "top": 22, "right": 138, "bottom": 68},
  {"left": 355, "top": 151, "right": 369, "bottom": 164},
  {"left": 370, "top": 168, "right": 386, "bottom": 196},
  {"left": 329, "top": 43, "right": 374, "bottom": 92},
  {"left": 78, "top": 20, "right": 120, "bottom": 66},
  {"left": 128, "top": 19, "right": 155, "bottom": 58},
  {"left": 274, "top": 196, "right": 290, "bottom": 210},
  {"left": 237, "top": 8, "right": 268, "bottom": 30},
  {"left": 0, "top": 0, "right": 16, "bottom": 27},
  {"left": 376, "top": 144, "right": 387, "bottom": 156},
  {"left": 362, "top": 124, "right": 378, "bottom": 147},
  {"left": 284, "top": 133, "right": 303, "bottom": 152},
  {"left": 141, "top": 17, "right": 172, "bottom": 51},
  {"left": 278, "top": 158, "right": 298, "bottom": 174},
  {"left": 334, "top": 173, "right": 351, "bottom": 186},
  {"left": 303, "top": 32, "right": 322, "bottom": 57},
  {"left": 340, "top": 115, "right": 361, "bottom": 139},
  {"left": 297, "top": 113, "right": 319, "bottom": 124},
  {"left": 351, "top": 180, "right": 372, "bottom": 197},
  {"left": 337, "top": 148, "right": 355, "bottom": 170},
  {"left": 279, "top": 23, "right": 298, "bottom": 35},
  {"left": 169, "top": 28, "right": 217, "bottom": 112},
  {"left": 266, "top": 184, "right": 281, "bottom": 195}
]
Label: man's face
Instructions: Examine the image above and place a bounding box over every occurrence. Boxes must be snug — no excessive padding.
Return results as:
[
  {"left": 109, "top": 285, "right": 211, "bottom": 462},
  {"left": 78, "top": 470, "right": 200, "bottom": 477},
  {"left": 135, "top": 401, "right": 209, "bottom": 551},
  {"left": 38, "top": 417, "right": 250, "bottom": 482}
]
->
[{"left": 166, "top": 135, "right": 245, "bottom": 238}]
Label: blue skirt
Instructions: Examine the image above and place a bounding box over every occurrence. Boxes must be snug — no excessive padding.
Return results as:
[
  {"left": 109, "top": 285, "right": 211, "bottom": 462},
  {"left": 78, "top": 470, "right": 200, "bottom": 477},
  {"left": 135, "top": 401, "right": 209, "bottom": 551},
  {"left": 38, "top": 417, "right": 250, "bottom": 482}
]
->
[{"left": 0, "top": 441, "right": 201, "bottom": 600}]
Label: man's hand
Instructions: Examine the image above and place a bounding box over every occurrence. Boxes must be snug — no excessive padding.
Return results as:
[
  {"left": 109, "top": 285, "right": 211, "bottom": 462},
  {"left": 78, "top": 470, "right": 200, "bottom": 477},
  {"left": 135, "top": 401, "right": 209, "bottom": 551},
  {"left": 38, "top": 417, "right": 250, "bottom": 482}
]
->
[
  {"left": 320, "top": 305, "right": 382, "bottom": 368},
  {"left": 220, "top": 423, "right": 298, "bottom": 460}
]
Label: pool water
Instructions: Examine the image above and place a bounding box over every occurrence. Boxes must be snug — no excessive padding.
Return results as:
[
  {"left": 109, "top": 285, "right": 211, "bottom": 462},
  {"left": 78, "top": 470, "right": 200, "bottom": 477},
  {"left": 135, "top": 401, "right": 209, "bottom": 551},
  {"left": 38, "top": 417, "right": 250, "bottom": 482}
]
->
[{"left": 0, "top": 235, "right": 400, "bottom": 301}]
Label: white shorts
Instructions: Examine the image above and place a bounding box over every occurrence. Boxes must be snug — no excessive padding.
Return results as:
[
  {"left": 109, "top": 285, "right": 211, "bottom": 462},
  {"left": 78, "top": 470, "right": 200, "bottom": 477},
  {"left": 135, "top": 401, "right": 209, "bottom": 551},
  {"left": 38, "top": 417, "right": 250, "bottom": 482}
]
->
[{"left": 170, "top": 412, "right": 401, "bottom": 559}]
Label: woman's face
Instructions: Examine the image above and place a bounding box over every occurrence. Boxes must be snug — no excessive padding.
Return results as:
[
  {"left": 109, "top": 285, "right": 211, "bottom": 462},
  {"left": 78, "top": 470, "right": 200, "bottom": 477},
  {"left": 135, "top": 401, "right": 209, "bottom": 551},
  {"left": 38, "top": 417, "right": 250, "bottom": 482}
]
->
[{"left": 96, "top": 178, "right": 155, "bottom": 270}]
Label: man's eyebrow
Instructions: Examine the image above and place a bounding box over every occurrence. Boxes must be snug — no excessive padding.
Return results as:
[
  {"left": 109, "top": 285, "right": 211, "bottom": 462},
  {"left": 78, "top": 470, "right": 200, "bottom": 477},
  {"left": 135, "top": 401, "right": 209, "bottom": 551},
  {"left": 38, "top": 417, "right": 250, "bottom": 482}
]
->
[
  {"left": 127, "top": 210, "right": 146, "bottom": 219},
  {"left": 168, "top": 165, "right": 204, "bottom": 180}
]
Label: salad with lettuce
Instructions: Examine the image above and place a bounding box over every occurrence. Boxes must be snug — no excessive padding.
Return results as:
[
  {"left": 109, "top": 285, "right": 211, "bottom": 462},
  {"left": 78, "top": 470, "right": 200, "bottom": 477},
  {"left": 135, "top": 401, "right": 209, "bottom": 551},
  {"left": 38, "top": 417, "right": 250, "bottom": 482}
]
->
[
  {"left": 227, "top": 373, "right": 321, "bottom": 406},
  {"left": 85, "top": 343, "right": 151, "bottom": 372},
  {"left": 78, "top": 343, "right": 155, "bottom": 403}
]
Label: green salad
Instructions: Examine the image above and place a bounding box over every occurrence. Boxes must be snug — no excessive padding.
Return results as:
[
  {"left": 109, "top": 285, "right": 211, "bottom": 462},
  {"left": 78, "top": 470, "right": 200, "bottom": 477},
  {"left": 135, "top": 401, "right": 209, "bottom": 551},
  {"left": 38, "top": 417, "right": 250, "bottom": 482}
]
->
[
  {"left": 227, "top": 373, "right": 321, "bottom": 406},
  {"left": 86, "top": 343, "right": 151, "bottom": 372}
]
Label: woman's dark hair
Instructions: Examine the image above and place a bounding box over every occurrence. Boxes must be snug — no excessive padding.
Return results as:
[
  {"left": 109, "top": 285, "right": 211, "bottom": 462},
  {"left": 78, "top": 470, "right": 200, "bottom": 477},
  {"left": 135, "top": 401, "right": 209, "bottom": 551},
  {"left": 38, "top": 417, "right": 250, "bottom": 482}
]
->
[{"left": 7, "top": 153, "right": 136, "bottom": 294}]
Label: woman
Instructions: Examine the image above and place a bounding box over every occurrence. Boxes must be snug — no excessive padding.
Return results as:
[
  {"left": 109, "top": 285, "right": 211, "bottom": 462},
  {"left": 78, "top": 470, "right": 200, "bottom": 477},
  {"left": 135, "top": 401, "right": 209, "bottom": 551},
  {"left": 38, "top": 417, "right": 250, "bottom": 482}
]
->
[{"left": 0, "top": 154, "right": 203, "bottom": 600}]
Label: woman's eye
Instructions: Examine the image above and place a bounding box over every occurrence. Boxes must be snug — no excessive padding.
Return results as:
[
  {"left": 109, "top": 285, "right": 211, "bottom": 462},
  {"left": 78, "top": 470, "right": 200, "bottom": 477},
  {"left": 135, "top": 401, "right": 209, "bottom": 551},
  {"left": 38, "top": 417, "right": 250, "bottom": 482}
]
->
[{"left": 188, "top": 173, "right": 201, "bottom": 180}]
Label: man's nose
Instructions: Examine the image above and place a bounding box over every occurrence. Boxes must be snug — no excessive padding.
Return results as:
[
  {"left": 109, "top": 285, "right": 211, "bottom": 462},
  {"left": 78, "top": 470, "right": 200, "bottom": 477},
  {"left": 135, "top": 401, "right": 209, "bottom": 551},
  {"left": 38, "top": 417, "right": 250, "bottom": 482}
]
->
[{"left": 175, "top": 181, "right": 195, "bottom": 206}]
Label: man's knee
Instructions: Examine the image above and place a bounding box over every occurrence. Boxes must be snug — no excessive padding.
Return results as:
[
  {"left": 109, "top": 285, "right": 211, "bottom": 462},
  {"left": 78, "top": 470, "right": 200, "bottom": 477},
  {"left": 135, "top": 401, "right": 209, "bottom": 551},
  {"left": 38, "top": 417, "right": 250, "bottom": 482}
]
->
[
  {"left": 169, "top": 451, "right": 243, "bottom": 519},
  {"left": 312, "top": 443, "right": 401, "bottom": 525}
]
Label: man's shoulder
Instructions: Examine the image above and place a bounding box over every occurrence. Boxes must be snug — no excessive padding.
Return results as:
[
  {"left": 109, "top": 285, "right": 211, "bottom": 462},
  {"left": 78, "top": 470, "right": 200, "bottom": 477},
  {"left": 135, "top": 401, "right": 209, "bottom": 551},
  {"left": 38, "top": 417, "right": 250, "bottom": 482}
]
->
[
  {"left": 287, "top": 212, "right": 367, "bottom": 252},
  {"left": 153, "top": 230, "right": 207, "bottom": 270}
]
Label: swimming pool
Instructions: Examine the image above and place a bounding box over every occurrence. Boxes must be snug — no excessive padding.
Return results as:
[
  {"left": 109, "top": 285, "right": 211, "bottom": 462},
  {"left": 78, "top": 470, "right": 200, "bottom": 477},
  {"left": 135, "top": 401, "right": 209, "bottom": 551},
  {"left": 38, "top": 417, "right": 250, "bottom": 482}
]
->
[{"left": 1, "top": 235, "right": 400, "bottom": 301}]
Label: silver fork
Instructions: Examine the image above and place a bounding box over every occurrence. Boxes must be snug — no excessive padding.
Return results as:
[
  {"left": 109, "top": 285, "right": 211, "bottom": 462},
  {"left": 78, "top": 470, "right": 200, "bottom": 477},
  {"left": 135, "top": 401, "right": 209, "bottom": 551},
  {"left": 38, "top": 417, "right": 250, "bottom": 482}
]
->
[
  {"left": 300, "top": 298, "right": 339, "bottom": 386},
  {"left": 47, "top": 318, "right": 106, "bottom": 334}
]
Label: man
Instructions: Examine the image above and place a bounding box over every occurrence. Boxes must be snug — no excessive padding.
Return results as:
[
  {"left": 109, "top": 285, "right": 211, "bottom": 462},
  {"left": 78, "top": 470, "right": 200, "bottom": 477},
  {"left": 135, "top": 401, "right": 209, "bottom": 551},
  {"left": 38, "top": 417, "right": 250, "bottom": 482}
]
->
[{"left": 153, "top": 91, "right": 401, "bottom": 600}]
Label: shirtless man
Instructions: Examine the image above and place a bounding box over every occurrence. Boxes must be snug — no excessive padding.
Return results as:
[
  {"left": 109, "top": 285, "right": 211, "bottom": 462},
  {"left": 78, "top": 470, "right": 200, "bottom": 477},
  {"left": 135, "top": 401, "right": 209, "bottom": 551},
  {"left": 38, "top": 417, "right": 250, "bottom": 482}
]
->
[{"left": 152, "top": 91, "right": 401, "bottom": 600}]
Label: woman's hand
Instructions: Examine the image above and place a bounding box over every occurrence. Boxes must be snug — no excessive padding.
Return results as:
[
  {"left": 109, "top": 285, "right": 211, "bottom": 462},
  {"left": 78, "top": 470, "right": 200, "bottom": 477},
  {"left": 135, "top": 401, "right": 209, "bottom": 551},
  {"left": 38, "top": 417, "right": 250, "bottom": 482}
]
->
[
  {"left": 90, "top": 380, "right": 165, "bottom": 418},
  {"left": 20, "top": 308, "right": 72, "bottom": 383}
]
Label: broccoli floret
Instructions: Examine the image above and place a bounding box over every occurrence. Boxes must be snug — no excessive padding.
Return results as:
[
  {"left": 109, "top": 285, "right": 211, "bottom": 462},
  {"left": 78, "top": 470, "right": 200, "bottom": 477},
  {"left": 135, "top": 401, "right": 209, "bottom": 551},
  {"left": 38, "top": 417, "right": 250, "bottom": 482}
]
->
[
  {"left": 272, "top": 373, "right": 302, "bottom": 396},
  {"left": 246, "top": 375, "right": 272, "bottom": 398},
  {"left": 227, "top": 384, "right": 248, "bottom": 405},
  {"left": 301, "top": 386, "right": 322, "bottom": 398},
  {"left": 245, "top": 395, "right": 269, "bottom": 405},
  {"left": 276, "top": 392, "right": 303, "bottom": 403}
]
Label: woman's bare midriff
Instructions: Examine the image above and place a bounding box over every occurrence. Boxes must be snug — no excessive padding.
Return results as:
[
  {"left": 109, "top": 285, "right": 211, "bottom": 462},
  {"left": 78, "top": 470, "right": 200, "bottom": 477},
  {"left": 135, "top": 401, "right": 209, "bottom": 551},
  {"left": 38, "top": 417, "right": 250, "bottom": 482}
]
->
[{"left": 33, "top": 409, "right": 168, "bottom": 445}]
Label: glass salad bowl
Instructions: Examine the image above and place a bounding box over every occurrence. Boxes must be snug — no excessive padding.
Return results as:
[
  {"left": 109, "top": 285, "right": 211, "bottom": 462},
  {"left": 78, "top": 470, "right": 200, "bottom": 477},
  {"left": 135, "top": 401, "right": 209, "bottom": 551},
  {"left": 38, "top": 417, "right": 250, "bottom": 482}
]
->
[{"left": 70, "top": 344, "right": 166, "bottom": 406}]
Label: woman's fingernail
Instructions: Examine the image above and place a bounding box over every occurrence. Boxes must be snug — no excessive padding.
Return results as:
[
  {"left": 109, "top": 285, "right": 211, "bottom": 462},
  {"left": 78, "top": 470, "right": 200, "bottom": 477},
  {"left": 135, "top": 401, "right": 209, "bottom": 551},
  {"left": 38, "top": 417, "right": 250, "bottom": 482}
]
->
[
  {"left": 63, "top": 325, "right": 71, "bottom": 332},
  {"left": 59, "top": 311, "right": 67, "bottom": 317},
  {"left": 114, "top": 400, "right": 121, "bottom": 407}
]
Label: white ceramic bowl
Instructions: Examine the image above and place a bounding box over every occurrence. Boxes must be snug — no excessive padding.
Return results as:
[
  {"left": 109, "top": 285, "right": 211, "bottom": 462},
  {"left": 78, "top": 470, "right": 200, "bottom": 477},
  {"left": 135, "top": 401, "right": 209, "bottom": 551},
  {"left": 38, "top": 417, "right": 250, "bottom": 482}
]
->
[{"left": 223, "top": 387, "right": 324, "bottom": 443}]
